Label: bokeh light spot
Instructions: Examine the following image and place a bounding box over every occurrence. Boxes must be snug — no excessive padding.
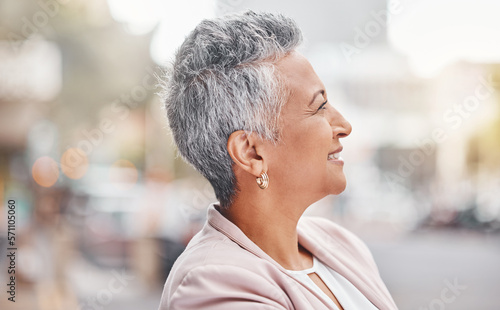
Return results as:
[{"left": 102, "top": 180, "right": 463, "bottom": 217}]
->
[
  {"left": 61, "top": 148, "right": 89, "bottom": 180},
  {"left": 32, "top": 156, "right": 59, "bottom": 187}
]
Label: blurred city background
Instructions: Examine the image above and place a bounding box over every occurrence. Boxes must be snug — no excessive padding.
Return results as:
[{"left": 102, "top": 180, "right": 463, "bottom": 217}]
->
[{"left": 1, "top": 0, "right": 499, "bottom": 309}]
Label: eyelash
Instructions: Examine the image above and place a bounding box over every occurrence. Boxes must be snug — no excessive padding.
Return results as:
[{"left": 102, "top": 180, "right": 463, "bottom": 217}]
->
[{"left": 317, "top": 100, "right": 328, "bottom": 111}]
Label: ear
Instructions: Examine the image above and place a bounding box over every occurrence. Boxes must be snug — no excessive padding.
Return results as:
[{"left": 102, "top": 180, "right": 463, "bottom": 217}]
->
[{"left": 227, "top": 130, "right": 267, "bottom": 177}]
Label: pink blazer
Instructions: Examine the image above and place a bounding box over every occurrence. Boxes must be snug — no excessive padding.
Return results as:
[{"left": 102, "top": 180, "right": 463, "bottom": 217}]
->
[{"left": 159, "top": 204, "right": 398, "bottom": 309}]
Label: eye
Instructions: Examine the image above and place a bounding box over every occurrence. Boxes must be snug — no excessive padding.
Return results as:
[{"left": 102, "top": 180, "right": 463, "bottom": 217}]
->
[{"left": 317, "top": 100, "right": 328, "bottom": 111}]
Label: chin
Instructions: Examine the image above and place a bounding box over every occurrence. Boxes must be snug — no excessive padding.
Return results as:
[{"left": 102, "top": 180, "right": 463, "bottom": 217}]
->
[
  {"left": 330, "top": 184, "right": 346, "bottom": 195},
  {"left": 330, "top": 177, "right": 347, "bottom": 195}
]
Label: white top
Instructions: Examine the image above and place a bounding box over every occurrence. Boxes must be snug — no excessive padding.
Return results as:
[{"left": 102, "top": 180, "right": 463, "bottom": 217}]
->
[{"left": 286, "top": 256, "right": 379, "bottom": 310}]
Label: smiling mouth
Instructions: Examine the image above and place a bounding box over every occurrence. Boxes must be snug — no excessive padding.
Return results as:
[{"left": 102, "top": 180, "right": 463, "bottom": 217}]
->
[
  {"left": 327, "top": 148, "right": 344, "bottom": 164},
  {"left": 327, "top": 153, "right": 341, "bottom": 160}
]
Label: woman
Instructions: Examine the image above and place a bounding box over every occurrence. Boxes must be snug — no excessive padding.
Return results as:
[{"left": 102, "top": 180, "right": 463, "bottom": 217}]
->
[{"left": 158, "top": 11, "right": 397, "bottom": 310}]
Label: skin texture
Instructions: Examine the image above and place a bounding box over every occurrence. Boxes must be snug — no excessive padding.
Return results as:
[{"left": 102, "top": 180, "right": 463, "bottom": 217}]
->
[{"left": 222, "top": 51, "right": 352, "bottom": 308}]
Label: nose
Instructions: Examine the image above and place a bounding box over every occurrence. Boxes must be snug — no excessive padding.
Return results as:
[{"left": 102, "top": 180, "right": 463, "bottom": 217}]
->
[{"left": 330, "top": 108, "right": 352, "bottom": 139}]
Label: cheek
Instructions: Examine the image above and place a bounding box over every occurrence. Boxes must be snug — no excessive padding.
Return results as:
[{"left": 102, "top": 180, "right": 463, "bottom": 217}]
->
[
  {"left": 283, "top": 122, "right": 331, "bottom": 168},
  {"left": 302, "top": 122, "right": 332, "bottom": 155},
  {"left": 270, "top": 117, "right": 330, "bottom": 161}
]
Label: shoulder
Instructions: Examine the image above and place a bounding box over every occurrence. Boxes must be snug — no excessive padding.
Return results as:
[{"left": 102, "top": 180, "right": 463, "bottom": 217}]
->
[
  {"left": 162, "top": 264, "right": 289, "bottom": 309},
  {"left": 159, "top": 224, "right": 290, "bottom": 309}
]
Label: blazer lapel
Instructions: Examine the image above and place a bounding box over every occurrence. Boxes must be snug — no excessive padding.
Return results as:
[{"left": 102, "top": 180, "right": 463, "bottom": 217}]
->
[{"left": 297, "top": 222, "right": 386, "bottom": 309}]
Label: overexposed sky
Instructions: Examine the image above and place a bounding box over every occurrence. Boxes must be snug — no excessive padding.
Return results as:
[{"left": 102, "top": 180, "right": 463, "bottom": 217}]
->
[
  {"left": 107, "top": 0, "right": 216, "bottom": 65},
  {"left": 388, "top": 0, "right": 500, "bottom": 77},
  {"left": 107, "top": 0, "right": 500, "bottom": 76}
]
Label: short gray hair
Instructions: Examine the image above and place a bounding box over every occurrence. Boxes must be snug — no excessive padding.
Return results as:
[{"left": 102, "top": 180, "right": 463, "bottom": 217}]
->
[{"left": 160, "top": 11, "right": 302, "bottom": 208}]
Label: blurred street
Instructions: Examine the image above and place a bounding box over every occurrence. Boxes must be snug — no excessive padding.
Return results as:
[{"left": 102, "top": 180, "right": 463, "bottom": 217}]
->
[{"left": 369, "top": 228, "right": 500, "bottom": 310}]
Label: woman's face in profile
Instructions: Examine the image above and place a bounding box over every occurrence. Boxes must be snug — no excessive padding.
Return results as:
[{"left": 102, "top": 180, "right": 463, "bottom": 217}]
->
[{"left": 265, "top": 52, "right": 352, "bottom": 205}]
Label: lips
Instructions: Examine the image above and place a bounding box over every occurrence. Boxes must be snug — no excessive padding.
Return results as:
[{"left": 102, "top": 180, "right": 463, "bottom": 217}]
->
[{"left": 327, "top": 146, "right": 344, "bottom": 163}]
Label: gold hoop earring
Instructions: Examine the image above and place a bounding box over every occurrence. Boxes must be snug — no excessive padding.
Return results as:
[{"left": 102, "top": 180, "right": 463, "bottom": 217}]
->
[{"left": 256, "top": 171, "right": 269, "bottom": 189}]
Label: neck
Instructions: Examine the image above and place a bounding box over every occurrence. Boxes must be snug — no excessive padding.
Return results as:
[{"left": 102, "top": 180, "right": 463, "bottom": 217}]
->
[{"left": 219, "top": 191, "right": 312, "bottom": 270}]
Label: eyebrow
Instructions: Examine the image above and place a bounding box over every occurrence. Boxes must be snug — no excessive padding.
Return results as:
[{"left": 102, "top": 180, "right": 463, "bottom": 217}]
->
[{"left": 309, "top": 90, "right": 325, "bottom": 106}]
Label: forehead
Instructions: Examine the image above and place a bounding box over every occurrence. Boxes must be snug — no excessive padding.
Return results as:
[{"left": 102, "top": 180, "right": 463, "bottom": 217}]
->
[{"left": 275, "top": 52, "right": 324, "bottom": 101}]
